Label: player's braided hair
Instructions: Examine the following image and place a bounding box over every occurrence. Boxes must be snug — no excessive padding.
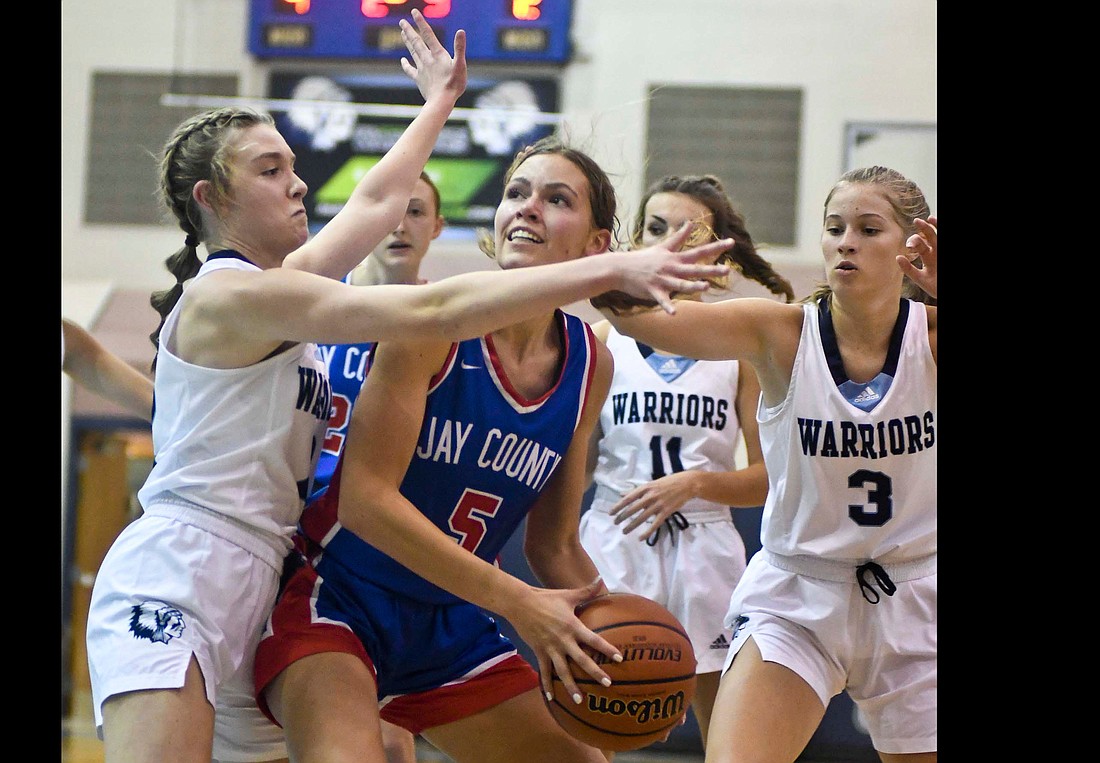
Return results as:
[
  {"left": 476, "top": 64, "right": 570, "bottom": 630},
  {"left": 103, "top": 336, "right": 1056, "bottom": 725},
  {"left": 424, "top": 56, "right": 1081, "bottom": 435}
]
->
[
  {"left": 592, "top": 174, "right": 795, "bottom": 315},
  {"left": 148, "top": 107, "right": 275, "bottom": 369},
  {"left": 808, "top": 165, "right": 935, "bottom": 306}
]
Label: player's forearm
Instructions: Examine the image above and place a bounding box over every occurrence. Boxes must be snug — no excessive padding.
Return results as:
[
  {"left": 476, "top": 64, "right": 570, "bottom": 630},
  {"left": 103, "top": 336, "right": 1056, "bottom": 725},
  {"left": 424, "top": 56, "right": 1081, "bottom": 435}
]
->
[
  {"left": 339, "top": 492, "right": 532, "bottom": 617},
  {"left": 63, "top": 327, "right": 154, "bottom": 420},
  {"left": 423, "top": 256, "right": 625, "bottom": 340},
  {"left": 346, "top": 96, "right": 455, "bottom": 212},
  {"left": 97, "top": 360, "right": 154, "bottom": 421},
  {"left": 285, "top": 95, "right": 457, "bottom": 279},
  {"left": 526, "top": 540, "right": 602, "bottom": 592},
  {"left": 691, "top": 463, "right": 769, "bottom": 508}
]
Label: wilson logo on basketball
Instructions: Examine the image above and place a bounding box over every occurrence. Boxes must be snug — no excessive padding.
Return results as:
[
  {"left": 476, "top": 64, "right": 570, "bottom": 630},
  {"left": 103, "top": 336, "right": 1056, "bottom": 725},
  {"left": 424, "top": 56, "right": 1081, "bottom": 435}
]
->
[
  {"left": 584, "top": 690, "right": 687, "bottom": 724},
  {"left": 545, "top": 593, "right": 699, "bottom": 752}
]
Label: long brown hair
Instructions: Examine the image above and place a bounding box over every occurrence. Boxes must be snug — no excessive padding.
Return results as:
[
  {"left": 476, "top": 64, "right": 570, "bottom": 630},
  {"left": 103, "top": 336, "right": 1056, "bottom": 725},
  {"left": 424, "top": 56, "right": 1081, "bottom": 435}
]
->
[
  {"left": 594, "top": 174, "right": 795, "bottom": 314},
  {"left": 630, "top": 174, "right": 794, "bottom": 303}
]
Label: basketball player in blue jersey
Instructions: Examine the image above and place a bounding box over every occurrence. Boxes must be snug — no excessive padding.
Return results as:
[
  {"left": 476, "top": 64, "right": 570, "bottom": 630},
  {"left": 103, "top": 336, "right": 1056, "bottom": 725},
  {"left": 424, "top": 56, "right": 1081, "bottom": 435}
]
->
[
  {"left": 310, "top": 170, "right": 443, "bottom": 763},
  {"left": 596, "top": 167, "right": 937, "bottom": 763},
  {"left": 312, "top": 170, "right": 444, "bottom": 504},
  {"left": 84, "top": 13, "right": 731, "bottom": 763},
  {"left": 254, "top": 137, "right": 736, "bottom": 762},
  {"left": 581, "top": 174, "right": 794, "bottom": 752}
]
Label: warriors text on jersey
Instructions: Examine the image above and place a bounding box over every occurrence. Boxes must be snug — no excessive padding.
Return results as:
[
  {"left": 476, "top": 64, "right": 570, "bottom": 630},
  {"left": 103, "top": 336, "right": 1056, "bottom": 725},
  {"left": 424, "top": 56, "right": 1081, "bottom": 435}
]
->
[
  {"left": 300, "top": 310, "right": 597, "bottom": 603},
  {"left": 591, "top": 326, "right": 742, "bottom": 517},
  {"left": 758, "top": 298, "right": 936, "bottom": 566},
  {"left": 138, "top": 251, "right": 332, "bottom": 558}
]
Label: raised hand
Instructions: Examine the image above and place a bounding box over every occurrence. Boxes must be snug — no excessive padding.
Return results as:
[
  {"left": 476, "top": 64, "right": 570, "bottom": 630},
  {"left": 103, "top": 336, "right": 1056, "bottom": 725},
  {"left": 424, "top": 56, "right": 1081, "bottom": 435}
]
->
[
  {"left": 399, "top": 8, "right": 468, "bottom": 105},
  {"left": 899, "top": 215, "right": 937, "bottom": 300},
  {"left": 611, "top": 222, "right": 733, "bottom": 314}
]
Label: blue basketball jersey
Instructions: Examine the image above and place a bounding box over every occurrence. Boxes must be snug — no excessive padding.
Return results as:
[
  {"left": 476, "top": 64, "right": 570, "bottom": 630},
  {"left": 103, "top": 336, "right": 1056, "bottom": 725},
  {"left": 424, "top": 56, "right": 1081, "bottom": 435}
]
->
[
  {"left": 311, "top": 341, "right": 375, "bottom": 500},
  {"left": 301, "top": 310, "right": 598, "bottom": 604}
]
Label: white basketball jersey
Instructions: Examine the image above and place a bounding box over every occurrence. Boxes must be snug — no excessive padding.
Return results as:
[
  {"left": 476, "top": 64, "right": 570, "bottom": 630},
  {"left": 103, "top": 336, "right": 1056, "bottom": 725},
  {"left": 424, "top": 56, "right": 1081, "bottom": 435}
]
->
[
  {"left": 758, "top": 300, "right": 936, "bottom": 564},
  {"left": 591, "top": 327, "right": 742, "bottom": 516},
  {"left": 138, "top": 254, "right": 331, "bottom": 553}
]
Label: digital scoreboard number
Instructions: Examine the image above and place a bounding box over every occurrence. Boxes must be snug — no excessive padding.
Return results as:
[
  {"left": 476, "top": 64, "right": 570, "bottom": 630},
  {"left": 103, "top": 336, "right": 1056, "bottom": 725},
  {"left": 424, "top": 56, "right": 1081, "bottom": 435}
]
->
[{"left": 249, "top": 0, "right": 575, "bottom": 63}]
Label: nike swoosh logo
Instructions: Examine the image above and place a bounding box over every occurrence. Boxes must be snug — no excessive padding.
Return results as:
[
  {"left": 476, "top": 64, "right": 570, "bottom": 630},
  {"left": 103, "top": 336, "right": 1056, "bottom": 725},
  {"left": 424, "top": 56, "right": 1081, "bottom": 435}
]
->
[{"left": 460, "top": 362, "right": 480, "bottom": 370}]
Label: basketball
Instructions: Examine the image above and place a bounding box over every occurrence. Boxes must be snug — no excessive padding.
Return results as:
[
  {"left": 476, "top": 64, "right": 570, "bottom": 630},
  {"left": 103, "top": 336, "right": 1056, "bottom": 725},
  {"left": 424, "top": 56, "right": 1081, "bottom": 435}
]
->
[{"left": 544, "top": 592, "right": 697, "bottom": 752}]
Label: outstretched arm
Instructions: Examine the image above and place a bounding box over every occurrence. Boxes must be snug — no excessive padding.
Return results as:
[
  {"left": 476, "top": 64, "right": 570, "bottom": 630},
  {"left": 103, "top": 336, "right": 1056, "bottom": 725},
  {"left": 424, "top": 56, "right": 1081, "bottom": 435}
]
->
[
  {"left": 284, "top": 9, "right": 467, "bottom": 278},
  {"left": 179, "top": 231, "right": 733, "bottom": 368},
  {"left": 595, "top": 293, "right": 804, "bottom": 408},
  {"left": 62, "top": 318, "right": 154, "bottom": 421}
]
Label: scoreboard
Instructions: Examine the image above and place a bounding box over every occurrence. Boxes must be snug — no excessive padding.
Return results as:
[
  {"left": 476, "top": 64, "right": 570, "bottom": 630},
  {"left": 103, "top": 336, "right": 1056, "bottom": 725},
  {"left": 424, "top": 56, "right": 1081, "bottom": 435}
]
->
[{"left": 248, "top": 0, "right": 575, "bottom": 63}]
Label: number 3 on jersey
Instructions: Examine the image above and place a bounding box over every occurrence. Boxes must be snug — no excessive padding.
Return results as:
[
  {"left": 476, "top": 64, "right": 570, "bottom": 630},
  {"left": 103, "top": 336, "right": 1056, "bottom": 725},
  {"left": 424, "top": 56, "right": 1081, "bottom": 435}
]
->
[{"left": 848, "top": 468, "right": 893, "bottom": 527}]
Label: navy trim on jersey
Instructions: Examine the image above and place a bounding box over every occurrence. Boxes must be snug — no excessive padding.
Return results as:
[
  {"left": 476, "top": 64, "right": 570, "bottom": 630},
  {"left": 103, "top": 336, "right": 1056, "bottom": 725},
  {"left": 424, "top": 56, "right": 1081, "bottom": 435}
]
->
[
  {"left": 818, "top": 297, "right": 909, "bottom": 387},
  {"left": 206, "top": 249, "right": 257, "bottom": 267}
]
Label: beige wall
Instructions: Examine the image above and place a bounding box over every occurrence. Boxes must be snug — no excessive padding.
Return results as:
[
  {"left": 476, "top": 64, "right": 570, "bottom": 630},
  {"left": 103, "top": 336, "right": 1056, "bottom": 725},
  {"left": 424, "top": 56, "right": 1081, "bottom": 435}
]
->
[{"left": 61, "top": 0, "right": 937, "bottom": 294}]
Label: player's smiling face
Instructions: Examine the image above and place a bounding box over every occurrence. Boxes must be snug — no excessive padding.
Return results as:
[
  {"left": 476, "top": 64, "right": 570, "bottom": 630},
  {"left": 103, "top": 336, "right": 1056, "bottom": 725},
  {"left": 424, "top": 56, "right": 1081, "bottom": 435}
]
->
[{"left": 494, "top": 154, "right": 611, "bottom": 270}]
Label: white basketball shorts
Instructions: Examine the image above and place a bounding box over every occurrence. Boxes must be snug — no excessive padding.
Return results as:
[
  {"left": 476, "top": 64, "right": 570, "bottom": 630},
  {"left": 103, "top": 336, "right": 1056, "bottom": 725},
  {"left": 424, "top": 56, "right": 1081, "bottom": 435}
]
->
[
  {"left": 579, "top": 503, "right": 747, "bottom": 674},
  {"left": 721, "top": 552, "right": 937, "bottom": 755},
  {"left": 85, "top": 503, "right": 288, "bottom": 762}
]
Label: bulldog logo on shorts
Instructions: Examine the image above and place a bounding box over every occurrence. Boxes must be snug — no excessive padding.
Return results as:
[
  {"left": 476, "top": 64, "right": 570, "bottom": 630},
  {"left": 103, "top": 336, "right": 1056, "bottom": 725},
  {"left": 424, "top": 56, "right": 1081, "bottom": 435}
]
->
[
  {"left": 729, "top": 615, "right": 749, "bottom": 642},
  {"left": 129, "top": 600, "right": 186, "bottom": 644}
]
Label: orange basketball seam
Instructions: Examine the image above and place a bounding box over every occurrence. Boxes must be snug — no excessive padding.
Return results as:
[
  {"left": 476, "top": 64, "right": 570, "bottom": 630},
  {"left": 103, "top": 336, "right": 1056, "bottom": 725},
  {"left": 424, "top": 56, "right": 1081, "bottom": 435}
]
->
[{"left": 589, "top": 620, "right": 690, "bottom": 639}]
